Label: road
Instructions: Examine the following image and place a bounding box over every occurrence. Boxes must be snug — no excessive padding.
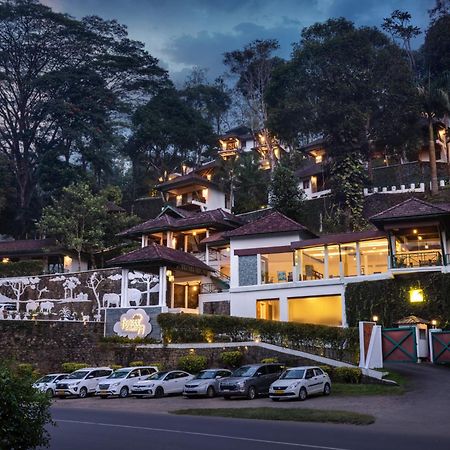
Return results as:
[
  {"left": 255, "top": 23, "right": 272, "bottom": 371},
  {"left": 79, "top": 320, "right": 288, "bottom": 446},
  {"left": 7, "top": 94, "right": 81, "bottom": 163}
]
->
[{"left": 44, "top": 363, "right": 450, "bottom": 450}]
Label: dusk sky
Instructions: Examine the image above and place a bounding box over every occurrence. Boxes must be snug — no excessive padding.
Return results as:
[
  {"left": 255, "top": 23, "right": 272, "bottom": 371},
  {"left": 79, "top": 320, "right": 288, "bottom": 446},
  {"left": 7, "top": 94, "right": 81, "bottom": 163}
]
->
[{"left": 43, "top": 0, "right": 435, "bottom": 84}]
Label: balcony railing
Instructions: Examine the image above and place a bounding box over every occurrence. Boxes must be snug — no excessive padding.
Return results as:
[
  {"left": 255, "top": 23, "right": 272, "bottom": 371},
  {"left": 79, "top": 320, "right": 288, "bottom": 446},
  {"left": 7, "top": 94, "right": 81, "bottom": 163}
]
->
[{"left": 392, "top": 251, "right": 443, "bottom": 269}]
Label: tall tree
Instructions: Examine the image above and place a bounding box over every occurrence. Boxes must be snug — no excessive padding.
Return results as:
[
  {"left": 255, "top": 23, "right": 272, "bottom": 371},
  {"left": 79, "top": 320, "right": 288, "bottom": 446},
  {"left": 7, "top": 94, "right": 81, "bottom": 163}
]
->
[{"left": 224, "top": 39, "right": 282, "bottom": 171}]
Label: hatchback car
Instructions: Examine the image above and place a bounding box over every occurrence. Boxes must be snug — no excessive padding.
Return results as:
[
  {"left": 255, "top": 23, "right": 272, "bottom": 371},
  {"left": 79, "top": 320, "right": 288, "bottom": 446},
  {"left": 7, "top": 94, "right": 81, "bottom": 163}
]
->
[
  {"left": 219, "top": 364, "right": 284, "bottom": 400},
  {"left": 55, "top": 367, "right": 113, "bottom": 398},
  {"left": 33, "top": 373, "right": 68, "bottom": 397},
  {"left": 269, "top": 366, "right": 331, "bottom": 401},
  {"left": 131, "top": 370, "right": 194, "bottom": 398},
  {"left": 96, "top": 366, "right": 158, "bottom": 398},
  {"left": 183, "top": 368, "right": 232, "bottom": 398}
]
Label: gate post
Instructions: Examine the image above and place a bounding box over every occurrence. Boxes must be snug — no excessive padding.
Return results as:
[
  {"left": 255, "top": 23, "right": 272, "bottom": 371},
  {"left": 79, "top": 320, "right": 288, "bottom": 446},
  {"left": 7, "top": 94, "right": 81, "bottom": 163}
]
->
[{"left": 359, "top": 321, "right": 383, "bottom": 369}]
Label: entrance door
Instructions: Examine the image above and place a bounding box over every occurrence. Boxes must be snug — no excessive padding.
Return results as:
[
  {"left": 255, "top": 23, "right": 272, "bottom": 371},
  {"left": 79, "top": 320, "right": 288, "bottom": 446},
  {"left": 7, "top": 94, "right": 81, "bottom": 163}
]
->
[{"left": 382, "top": 327, "right": 417, "bottom": 363}]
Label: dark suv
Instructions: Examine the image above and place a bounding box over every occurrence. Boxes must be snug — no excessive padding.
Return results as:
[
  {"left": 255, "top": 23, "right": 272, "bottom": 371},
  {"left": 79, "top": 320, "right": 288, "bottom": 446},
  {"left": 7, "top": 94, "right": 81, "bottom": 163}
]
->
[{"left": 219, "top": 364, "right": 284, "bottom": 400}]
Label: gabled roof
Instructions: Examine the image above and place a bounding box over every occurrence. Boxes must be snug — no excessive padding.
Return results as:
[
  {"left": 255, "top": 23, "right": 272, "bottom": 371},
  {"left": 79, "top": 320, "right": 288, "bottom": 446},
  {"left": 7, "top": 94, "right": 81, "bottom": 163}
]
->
[
  {"left": 370, "top": 198, "right": 450, "bottom": 224},
  {"left": 156, "top": 172, "right": 220, "bottom": 192},
  {"left": 295, "top": 163, "right": 325, "bottom": 179},
  {"left": 157, "top": 205, "right": 197, "bottom": 219},
  {"left": 200, "top": 231, "right": 228, "bottom": 245},
  {"left": 0, "top": 238, "right": 64, "bottom": 257},
  {"left": 107, "top": 243, "right": 213, "bottom": 272},
  {"left": 118, "top": 208, "right": 242, "bottom": 237},
  {"left": 396, "top": 315, "right": 430, "bottom": 325},
  {"left": 220, "top": 126, "right": 253, "bottom": 140},
  {"left": 224, "top": 211, "right": 312, "bottom": 238}
]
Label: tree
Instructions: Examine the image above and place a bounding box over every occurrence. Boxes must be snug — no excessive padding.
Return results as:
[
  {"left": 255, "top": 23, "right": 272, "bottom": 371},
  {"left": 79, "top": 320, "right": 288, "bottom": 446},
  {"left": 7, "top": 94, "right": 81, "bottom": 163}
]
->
[
  {"left": 269, "top": 165, "right": 305, "bottom": 222},
  {"left": 0, "top": 364, "right": 52, "bottom": 450},
  {"left": 224, "top": 39, "right": 282, "bottom": 171},
  {"left": 37, "top": 182, "right": 139, "bottom": 269},
  {"left": 267, "top": 18, "right": 419, "bottom": 229},
  {"left": 0, "top": 0, "right": 168, "bottom": 235}
]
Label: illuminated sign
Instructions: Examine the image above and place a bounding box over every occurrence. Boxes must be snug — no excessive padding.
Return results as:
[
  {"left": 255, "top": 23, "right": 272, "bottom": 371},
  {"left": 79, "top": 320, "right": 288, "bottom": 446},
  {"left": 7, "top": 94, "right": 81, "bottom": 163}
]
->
[{"left": 113, "top": 308, "right": 152, "bottom": 339}]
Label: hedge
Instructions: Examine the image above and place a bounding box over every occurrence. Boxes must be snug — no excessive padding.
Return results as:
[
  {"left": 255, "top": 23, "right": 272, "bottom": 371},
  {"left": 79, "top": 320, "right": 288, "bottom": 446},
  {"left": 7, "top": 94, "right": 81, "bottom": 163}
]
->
[
  {"left": 345, "top": 272, "right": 450, "bottom": 328},
  {"left": 177, "top": 354, "right": 208, "bottom": 373},
  {"left": 61, "top": 362, "right": 88, "bottom": 373},
  {"left": 157, "top": 313, "right": 358, "bottom": 363},
  {"left": 320, "top": 366, "right": 362, "bottom": 384},
  {"left": 219, "top": 351, "right": 243, "bottom": 368},
  {"left": 0, "top": 260, "right": 43, "bottom": 278}
]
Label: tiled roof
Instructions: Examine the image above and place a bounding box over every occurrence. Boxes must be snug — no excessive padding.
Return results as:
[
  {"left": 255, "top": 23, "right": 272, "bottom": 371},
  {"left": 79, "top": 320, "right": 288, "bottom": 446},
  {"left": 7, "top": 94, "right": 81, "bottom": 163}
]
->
[
  {"left": 107, "top": 243, "right": 213, "bottom": 272},
  {"left": 225, "top": 211, "right": 310, "bottom": 238},
  {"left": 118, "top": 209, "right": 242, "bottom": 237},
  {"left": 200, "top": 231, "right": 228, "bottom": 245},
  {"left": 236, "top": 207, "right": 274, "bottom": 224},
  {"left": 295, "top": 163, "right": 325, "bottom": 179},
  {"left": 291, "top": 230, "right": 385, "bottom": 250},
  {"left": 370, "top": 198, "right": 450, "bottom": 222},
  {"left": 0, "top": 238, "right": 62, "bottom": 256},
  {"left": 156, "top": 173, "right": 218, "bottom": 191},
  {"left": 396, "top": 315, "right": 430, "bottom": 325}
]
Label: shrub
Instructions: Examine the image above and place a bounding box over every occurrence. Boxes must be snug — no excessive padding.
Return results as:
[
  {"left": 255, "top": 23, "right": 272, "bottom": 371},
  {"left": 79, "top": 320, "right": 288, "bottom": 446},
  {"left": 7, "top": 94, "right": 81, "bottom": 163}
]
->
[
  {"left": 220, "top": 351, "right": 244, "bottom": 368},
  {"left": 129, "top": 360, "right": 145, "bottom": 367},
  {"left": 261, "top": 357, "right": 278, "bottom": 363},
  {"left": 177, "top": 353, "right": 208, "bottom": 373},
  {"left": 332, "top": 367, "right": 362, "bottom": 384},
  {"left": 15, "top": 363, "right": 40, "bottom": 380},
  {"left": 0, "top": 260, "right": 43, "bottom": 278},
  {"left": 0, "top": 364, "right": 53, "bottom": 449},
  {"left": 100, "top": 335, "right": 159, "bottom": 344},
  {"left": 61, "top": 362, "right": 89, "bottom": 373},
  {"left": 110, "top": 364, "right": 123, "bottom": 371}
]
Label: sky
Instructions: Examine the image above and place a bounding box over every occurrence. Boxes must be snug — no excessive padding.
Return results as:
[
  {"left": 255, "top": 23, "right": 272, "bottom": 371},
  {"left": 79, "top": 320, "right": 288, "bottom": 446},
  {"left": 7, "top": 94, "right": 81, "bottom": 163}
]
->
[{"left": 42, "top": 0, "right": 435, "bottom": 85}]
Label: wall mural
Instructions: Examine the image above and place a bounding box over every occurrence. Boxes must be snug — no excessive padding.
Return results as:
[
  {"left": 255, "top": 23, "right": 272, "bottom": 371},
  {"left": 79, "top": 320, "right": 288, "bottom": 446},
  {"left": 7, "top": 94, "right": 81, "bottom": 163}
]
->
[{"left": 0, "top": 269, "right": 159, "bottom": 322}]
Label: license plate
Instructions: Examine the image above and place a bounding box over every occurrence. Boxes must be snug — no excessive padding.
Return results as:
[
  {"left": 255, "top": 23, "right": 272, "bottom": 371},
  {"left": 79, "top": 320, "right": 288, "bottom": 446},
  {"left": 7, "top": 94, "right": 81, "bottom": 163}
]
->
[
  {"left": 275, "top": 390, "right": 285, "bottom": 394},
  {"left": 56, "top": 390, "right": 65, "bottom": 395},
  {"left": 99, "top": 390, "right": 108, "bottom": 393}
]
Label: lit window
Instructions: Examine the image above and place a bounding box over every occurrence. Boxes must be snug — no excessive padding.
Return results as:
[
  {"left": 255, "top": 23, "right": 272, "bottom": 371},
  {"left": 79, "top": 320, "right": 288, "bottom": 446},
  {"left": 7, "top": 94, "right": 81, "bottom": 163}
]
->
[{"left": 256, "top": 299, "right": 280, "bottom": 321}]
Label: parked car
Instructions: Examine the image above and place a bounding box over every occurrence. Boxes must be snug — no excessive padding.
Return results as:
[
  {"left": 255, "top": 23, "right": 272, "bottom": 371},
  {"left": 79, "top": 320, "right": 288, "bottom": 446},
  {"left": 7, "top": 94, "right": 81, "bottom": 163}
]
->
[
  {"left": 55, "top": 367, "right": 112, "bottom": 398},
  {"left": 219, "top": 364, "right": 284, "bottom": 400},
  {"left": 131, "top": 370, "right": 194, "bottom": 398},
  {"left": 183, "top": 368, "right": 232, "bottom": 398},
  {"left": 33, "top": 373, "right": 68, "bottom": 397},
  {"left": 96, "top": 366, "right": 158, "bottom": 398},
  {"left": 269, "top": 366, "right": 331, "bottom": 401}
]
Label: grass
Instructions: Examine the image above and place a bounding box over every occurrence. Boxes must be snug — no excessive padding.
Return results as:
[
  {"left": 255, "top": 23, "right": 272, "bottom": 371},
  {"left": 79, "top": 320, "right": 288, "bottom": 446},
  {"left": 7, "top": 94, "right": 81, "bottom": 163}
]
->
[{"left": 172, "top": 407, "right": 375, "bottom": 425}]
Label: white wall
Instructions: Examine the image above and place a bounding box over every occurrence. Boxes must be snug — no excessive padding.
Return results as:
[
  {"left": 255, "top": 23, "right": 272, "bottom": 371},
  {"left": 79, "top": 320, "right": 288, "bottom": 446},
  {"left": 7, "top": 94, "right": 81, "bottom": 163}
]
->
[{"left": 206, "top": 186, "right": 227, "bottom": 211}]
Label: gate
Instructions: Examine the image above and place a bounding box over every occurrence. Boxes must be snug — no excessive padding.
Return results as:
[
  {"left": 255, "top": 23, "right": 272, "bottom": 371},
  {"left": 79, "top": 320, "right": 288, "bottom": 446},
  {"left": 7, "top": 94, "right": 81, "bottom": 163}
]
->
[
  {"left": 382, "top": 327, "right": 417, "bottom": 363},
  {"left": 431, "top": 331, "right": 450, "bottom": 364}
]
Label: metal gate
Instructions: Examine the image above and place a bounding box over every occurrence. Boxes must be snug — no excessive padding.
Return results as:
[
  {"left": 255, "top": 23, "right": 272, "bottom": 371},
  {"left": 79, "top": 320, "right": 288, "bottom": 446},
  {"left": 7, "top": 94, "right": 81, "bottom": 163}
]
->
[
  {"left": 382, "top": 327, "right": 417, "bottom": 363},
  {"left": 431, "top": 331, "right": 450, "bottom": 364}
]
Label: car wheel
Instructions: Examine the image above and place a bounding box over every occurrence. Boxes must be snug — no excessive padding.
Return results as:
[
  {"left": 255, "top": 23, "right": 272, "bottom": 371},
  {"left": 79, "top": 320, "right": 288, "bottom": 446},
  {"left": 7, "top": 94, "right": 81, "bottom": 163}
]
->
[
  {"left": 247, "top": 386, "right": 257, "bottom": 400},
  {"left": 154, "top": 386, "right": 164, "bottom": 398},
  {"left": 206, "top": 386, "right": 215, "bottom": 398},
  {"left": 45, "top": 388, "right": 54, "bottom": 397},
  {"left": 223, "top": 395, "right": 231, "bottom": 400},
  {"left": 298, "top": 387, "right": 307, "bottom": 401},
  {"left": 323, "top": 383, "right": 331, "bottom": 396},
  {"left": 79, "top": 387, "right": 88, "bottom": 399},
  {"left": 119, "top": 387, "right": 129, "bottom": 398}
]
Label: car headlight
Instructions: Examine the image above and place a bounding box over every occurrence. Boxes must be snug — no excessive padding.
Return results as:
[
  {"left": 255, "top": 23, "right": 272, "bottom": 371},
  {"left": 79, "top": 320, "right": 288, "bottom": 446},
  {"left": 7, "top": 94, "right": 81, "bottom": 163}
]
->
[
  {"left": 288, "top": 382, "right": 301, "bottom": 389},
  {"left": 111, "top": 383, "right": 120, "bottom": 388},
  {"left": 147, "top": 383, "right": 154, "bottom": 388},
  {"left": 236, "top": 381, "right": 245, "bottom": 388}
]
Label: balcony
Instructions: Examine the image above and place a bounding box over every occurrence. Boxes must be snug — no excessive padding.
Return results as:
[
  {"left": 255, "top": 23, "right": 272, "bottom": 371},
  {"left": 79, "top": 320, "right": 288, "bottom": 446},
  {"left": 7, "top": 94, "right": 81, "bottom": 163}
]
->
[{"left": 392, "top": 251, "right": 444, "bottom": 269}]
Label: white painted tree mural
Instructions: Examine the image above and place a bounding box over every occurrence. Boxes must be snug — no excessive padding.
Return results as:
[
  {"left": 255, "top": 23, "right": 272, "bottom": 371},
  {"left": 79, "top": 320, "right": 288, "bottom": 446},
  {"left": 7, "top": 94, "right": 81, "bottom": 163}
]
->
[
  {"left": 128, "top": 271, "right": 159, "bottom": 306},
  {"left": 86, "top": 272, "right": 105, "bottom": 313}
]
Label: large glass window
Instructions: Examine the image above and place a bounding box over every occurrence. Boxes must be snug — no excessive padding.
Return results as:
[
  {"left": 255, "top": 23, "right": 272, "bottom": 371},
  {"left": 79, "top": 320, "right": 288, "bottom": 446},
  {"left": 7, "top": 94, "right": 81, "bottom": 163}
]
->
[
  {"left": 288, "top": 296, "right": 342, "bottom": 326},
  {"left": 300, "top": 247, "right": 325, "bottom": 280},
  {"left": 261, "top": 253, "right": 293, "bottom": 284},
  {"left": 256, "top": 299, "right": 280, "bottom": 321},
  {"left": 359, "top": 239, "right": 389, "bottom": 275},
  {"left": 327, "top": 245, "right": 340, "bottom": 278},
  {"left": 340, "top": 243, "right": 357, "bottom": 277}
]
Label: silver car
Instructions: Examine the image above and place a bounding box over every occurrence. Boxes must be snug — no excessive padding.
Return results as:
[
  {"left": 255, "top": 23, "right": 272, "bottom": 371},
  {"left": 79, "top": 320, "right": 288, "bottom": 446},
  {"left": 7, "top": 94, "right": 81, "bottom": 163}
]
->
[{"left": 183, "top": 369, "right": 232, "bottom": 398}]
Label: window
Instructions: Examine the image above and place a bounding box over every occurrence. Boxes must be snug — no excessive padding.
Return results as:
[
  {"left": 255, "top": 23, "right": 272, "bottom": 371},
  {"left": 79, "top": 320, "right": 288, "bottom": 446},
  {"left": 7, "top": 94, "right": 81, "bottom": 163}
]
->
[
  {"left": 256, "top": 299, "right": 280, "bottom": 321},
  {"left": 340, "top": 243, "right": 357, "bottom": 276},
  {"left": 300, "top": 247, "right": 325, "bottom": 280},
  {"left": 255, "top": 366, "right": 267, "bottom": 377},
  {"left": 305, "top": 369, "right": 315, "bottom": 379},
  {"left": 128, "top": 370, "right": 139, "bottom": 378},
  {"left": 314, "top": 368, "right": 324, "bottom": 376},
  {"left": 288, "top": 296, "right": 342, "bottom": 326},
  {"left": 359, "top": 239, "right": 388, "bottom": 275},
  {"left": 267, "top": 365, "right": 283, "bottom": 374},
  {"left": 260, "top": 252, "right": 293, "bottom": 284},
  {"left": 303, "top": 180, "right": 310, "bottom": 189},
  {"left": 327, "top": 245, "right": 340, "bottom": 278}
]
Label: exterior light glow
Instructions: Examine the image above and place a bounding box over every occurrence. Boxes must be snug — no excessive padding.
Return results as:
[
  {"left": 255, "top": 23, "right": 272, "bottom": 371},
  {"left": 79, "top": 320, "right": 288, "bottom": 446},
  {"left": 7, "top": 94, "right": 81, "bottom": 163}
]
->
[
  {"left": 372, "top": 315, "right": 379, "bottom": 322},
  {"left": 2, "top": 258, "right": 9, "bottom": 263},
  {"left": 418, "top": 236, "right": 422, "bottom": 241},
  {"left": 413, "top": 229, "right": 418, "bottom": 234},
  {"left": 409, "top": 288, "right": 424, "bottom": 303},
  {"left": 431, "top": 319, "right": 438, "bottom": 328},
  {"left": 166, "top": 270, "right": 173, "bottom": 277}
]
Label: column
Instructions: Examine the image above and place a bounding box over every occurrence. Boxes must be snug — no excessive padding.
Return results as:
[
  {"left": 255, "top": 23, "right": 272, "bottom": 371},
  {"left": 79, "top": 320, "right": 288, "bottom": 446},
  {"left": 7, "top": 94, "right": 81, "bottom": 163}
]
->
[
  {"left": 120, "top": 268, "right": 129, "bottom": 307},
  {"left": 205, "top": 244, "right": 210, "bottom": 265},
  {"left": 279, "top": 296, "right": 288, "bottom": 321},
  {"left": 141, "top": 235, "right": 148, "bottom": 248},
  {"left": 166, "top": 231, "right": 174, "bottom": 248},
  {"left": 158, "top": 266, "right": 167, "bottom": 307},
  {"left": 324, "top": 246, "right": 329, "bottom": 279},
  {"left": 184, "top": 284, "right": 189, "bottom": 309},
  {"left": 356, "top": 242, "right": 361, "bottom": 276}
]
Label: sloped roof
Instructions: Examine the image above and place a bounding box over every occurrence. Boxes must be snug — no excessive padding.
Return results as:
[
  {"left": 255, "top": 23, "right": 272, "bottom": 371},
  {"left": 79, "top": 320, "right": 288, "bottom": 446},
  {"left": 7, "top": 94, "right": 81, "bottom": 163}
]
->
[
  {"left": 118, "top": 208, "right": 242, "bottom": 237},
  {"left": 107, "top": 243, "right": 213, "bottom": 272},
  {"left": 220, "top": 126, "right": 253, "bottom": 140},
  {"left": 0, "top": 238, "right": 63, "bottom": 257},
  {"left": 295, "top": 163, "right": 325, "bottom": 179},
  {"left": 200, "top": 231, "right": 228, "bottom": 245},
  {"left": 396, "top": 315, "right": 430, "bottom": 325},
  {"left": 370, "top": 198, "right": 450, "bottom": 223},
  {"left": 225, "top": 211, "right": 311, "bottom": 238},
  {"left": 156, "top": 172, "right": 219, "bottom": 191}
]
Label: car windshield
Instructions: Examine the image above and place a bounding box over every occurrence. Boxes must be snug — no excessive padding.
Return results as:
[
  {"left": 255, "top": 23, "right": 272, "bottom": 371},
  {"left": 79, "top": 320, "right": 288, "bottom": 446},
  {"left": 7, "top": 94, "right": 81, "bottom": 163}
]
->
[
  {"left": 107, "top": 370, "right": 130, "bottom": 379},
  {"left": 280, "top": 369, "right": 306, "bottom": 380},
  {"left": 36, "top": 375, "right": 56, "bottom": 383},
  {"left": 232, "top": 366, "right": 256, "bottom": 377},
  {"left": 194, "top": 370, "right": 217, "bottom": 380},
  {"left": 65, "top": 371, "right": 89, "bottom": 380},
  {"left": 145, "top": 371, "right": 168, "bottom": 381}
]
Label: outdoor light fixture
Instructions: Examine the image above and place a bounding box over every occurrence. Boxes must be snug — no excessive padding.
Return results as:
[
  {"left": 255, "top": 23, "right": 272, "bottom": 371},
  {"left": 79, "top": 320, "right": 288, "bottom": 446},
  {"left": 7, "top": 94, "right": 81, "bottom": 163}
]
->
[
  {"left": 431, "top": 319, "right": 438, "bottom": 328},
  {"left": 166, "top": 270, "right": 173, "bottom": 277},
  {"left": 1, "top": 258, "right": 9, "bottom": 263},
  {"left": 409, "top": 288, "right": 424, "bottom": 303},
  {"left": 413, "top": 229, "right": 418, "bottom": 234},
  {"left": 372, "top": 315, "right": 379, "bottom": 322}
]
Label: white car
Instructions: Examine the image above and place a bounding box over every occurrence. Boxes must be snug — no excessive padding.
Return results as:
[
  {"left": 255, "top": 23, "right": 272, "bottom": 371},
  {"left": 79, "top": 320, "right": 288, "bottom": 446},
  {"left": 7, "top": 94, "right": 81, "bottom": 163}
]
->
[
  {"left": 33, "top": 373, "right": 68, "bottom": 397},
  {"left": 132, "top": 370, "right": 194, "bottom": 398},
  {"left": 269, "top": 366, "right": 331, "bottom": 401},
  {"left": 96, "top": 366, "right": 158, "bottom": 398},
  {"left": 55, "top": 367, "right": 113, "bottom": 398}
]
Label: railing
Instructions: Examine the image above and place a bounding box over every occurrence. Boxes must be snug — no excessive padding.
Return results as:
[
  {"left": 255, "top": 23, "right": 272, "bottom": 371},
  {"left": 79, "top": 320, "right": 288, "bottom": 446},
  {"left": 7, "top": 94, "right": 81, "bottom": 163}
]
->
[
  {"left": 392, "top": 251, "right": 443, "bottom": 269},
  {"left": 200, "top": 283, "right": 221, "bottom": 294}
]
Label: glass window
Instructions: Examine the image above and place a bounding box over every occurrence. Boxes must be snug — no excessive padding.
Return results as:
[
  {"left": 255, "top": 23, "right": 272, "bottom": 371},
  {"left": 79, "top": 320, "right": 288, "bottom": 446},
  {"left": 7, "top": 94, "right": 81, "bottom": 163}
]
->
[
  {"left": 359, "top": 239, "right": 389, "bottom": 275},
  {"left": 301, "top": 247, "right": 325, "bottom": 280},
  {"left": 260, "top": 252, "right": 293, "bottom": 284},
  {"left": 327, "top": 245, "right": 340, "bottom": 278},
  {"left": 288, "top": 296, "right": 343, "bottom": 326},
  {"left": 256, "top": 299, "right": 280, "bottom": 321},
  {"left": 340, "top": 243, "right": 357, "bottom": 277}
]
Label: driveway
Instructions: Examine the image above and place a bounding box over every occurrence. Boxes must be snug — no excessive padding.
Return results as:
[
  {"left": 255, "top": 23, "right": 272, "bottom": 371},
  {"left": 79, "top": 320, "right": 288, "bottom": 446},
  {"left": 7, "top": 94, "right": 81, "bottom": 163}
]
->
[{"left": 52, "top": 363, "right": 450, "bottom": 438}]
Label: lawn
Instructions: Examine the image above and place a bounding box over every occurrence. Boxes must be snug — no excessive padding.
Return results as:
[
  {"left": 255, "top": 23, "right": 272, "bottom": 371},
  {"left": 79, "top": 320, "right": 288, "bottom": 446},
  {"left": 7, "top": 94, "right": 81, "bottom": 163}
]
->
[{"left": 172, "top": 407, "right": 375, "bottom": 425}]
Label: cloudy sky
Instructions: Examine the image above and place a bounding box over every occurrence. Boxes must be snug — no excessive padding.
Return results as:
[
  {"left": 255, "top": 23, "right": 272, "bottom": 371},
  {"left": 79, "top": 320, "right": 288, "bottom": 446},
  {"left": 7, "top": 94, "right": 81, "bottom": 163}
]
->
[{"left": 43, "top": 0, "right": 435, "bottom": 84}]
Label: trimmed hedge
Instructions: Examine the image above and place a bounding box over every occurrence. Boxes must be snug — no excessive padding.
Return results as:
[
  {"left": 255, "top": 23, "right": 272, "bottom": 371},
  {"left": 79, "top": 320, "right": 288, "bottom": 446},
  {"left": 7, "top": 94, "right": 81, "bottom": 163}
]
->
[
  {"left": 220, "top": 351, "right": 244, "bottom": 368},
  {"left": 0, "top": 260, "right": 43, "bottom": 278},
  {"left": 61, "top": 362, "right": 88, "bottom": 373},
  {"left": 345, "top": 272, "right": 450, "bottom": 328},
  {"left": 177, "top": 354, "right": 208, "bottom": 373},
  {"left": 320, "top": 366, "right": 362, "bottom": 384},
  {"left": 157, "top": 313, "right": 358, "bottom": 363}
]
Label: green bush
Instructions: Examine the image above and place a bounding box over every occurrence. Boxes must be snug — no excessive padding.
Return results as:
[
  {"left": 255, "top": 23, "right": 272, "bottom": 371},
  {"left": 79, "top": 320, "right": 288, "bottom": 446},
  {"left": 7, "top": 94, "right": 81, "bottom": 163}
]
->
[
  {"left": 261, "top": 357, "right": 278, "bottom": 363},
  {"left": 110, "top": 364, "right": 123, "bottom": 371},
  {"left": 15, "top": 363, "right": 40, "bottom": 380},
  {"left": 220, "top": 351, "right": 244, "bottom": 368},
  {"left": 61, "top": 362, "right": 89, "bottom": 373},
  {"left": 333, "top": 367, "right": 362, "bottom": 384},
  {"left": 129, "top": 360, "right": 145, "bottom": 367},
  {"left": 0, "top": 364, "right": 52, "bottom": 449},
  {"left": 0, "top": 260, "right": 43, "bottom": 278},
  {"left": 177, "top": 353, "right": 208, "bottom": 373},
  {"left": 100, "top": 335, "right": 159, "bottom": 344},
  {"left": 158, "top": 313, "right": 358, "bottom": 363}
]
